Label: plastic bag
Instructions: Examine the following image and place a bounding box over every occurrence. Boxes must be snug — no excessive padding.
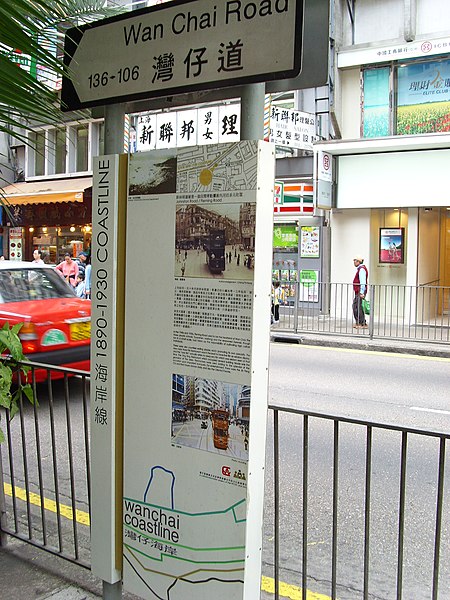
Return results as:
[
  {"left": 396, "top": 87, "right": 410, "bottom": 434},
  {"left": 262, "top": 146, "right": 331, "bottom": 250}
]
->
[{"left": 362, "top": 298, "right": 371, "bottom": 315}]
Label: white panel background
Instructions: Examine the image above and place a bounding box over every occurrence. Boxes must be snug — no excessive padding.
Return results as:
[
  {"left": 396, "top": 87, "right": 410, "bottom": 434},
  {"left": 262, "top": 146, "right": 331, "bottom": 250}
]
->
[{"left": 337, "top": 150, "right": 450, "bottom": 208}]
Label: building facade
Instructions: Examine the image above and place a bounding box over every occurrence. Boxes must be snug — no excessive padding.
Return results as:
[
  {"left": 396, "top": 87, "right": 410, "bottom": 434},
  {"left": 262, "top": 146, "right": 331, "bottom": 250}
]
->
[{"left": 317, "top": 0, "right": 450, "bottom": 311}]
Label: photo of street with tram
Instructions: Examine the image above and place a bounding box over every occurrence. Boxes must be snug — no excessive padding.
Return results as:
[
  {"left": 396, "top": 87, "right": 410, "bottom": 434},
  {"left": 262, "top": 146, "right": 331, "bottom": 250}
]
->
[
  {"left": 171, "top": 374, "right": 250, "bottom": 460},
  {"left": 174, "top": 203, "right": 256, "bottom": 280}
]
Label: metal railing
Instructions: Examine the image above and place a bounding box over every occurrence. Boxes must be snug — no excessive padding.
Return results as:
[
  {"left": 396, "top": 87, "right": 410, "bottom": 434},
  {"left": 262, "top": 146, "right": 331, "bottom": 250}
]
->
[
  {"left": 275, "top": 282, "right": 450, "bottom": 343},
  {"left": 266, "top": 404, "right": 449, "bottom": 600},
  {"left": 0, "top": 360, "right": 91, "bottom": 568},
  {"left": 2, "top": 360, "right": 449, "bottom": 600}
]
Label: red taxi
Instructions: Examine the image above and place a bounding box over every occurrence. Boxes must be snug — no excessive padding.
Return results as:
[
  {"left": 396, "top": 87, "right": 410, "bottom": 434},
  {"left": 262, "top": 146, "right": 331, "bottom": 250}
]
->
[{"left": 0, "top": 261, "right": 90, "bottom": 378}]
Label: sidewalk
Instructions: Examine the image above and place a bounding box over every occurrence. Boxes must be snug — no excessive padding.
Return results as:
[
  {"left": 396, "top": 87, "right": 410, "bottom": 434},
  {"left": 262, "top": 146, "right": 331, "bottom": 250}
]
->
[{"left": 0, "top": 537, "right": 140, "bottom": 600}]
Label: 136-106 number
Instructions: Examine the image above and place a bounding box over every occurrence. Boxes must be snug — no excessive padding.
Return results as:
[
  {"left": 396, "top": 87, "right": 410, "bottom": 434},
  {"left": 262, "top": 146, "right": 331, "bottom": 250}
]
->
[{"left": 88, "top": 66, "right": 139, "bottom": 88}]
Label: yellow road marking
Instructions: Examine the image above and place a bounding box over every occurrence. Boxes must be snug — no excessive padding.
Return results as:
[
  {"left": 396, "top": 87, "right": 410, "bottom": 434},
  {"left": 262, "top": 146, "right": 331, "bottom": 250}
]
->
[
  {"left": 279, "top": 342, "right": 450, "bottom": 362},
  {"left": 3, "top": 482, "right": 90, "bottom": 526},
  {"left": 261, "top": 576, "right": 332, "bottom": 600},
  {"left": 4, "top": 483, "right": 332, "bottom": 600}
]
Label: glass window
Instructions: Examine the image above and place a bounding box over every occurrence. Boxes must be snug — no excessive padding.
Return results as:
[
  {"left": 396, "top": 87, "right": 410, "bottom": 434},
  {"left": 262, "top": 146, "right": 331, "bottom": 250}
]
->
[
  {"left": 76, "top": 125, "right": 89, "bottom": 171},
  {"left": 0, "top": 267, "right": 75, "bottom": 303},
  {"left": 397, "top": 58, "right": 450, "bottom": 135},
  {"left": 362, "top": 68, "right": 390, "bottom": 138},
  {"left": 55, "top": 127, "right": 66, "bottom": 173},
  {"left": 30, "top": 131, "right": 46, "bottom": 176}
]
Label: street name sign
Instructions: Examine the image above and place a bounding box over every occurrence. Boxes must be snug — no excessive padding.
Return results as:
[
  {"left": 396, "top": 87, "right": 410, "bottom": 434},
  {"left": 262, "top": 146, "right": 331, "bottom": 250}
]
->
[{"left": 62, "top": 0, "right": 303, "bottom": 111}]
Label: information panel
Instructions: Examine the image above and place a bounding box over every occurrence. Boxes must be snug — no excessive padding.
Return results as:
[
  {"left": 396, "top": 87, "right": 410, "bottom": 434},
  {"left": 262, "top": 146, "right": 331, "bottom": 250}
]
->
[{"left": 122, "top": 141, "right": 274, "bottom": 599}]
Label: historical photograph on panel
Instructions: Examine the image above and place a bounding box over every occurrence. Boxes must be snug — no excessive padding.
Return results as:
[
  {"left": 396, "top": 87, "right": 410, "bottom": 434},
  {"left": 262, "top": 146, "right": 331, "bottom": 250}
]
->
[
  {"left": 171, "top": 374, "right": 250, "bottom": 461},
  {"left": 174, "top": 202, "right": 256, "bottom": 280},
  {"left": 128, "top": 150, "right": 177, "bottom": 196}
]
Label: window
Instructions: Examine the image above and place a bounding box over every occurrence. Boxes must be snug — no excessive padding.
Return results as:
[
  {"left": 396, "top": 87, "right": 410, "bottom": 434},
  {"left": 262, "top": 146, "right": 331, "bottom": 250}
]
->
[
  {"left": 362, "top": 68, "right": 390, "bottom": 138},
  {"left": 29, "top": 131, "right": 46, "bottom": 176},
  {"left": 362, "top": 58, "right": 450, "bottom": 138},
  {"left": 75, "top": 125, "right": 89, "bottom": 171},
  {"left": 55, "top": 128, "right": 66, "bottom": 173},
  {"left": 27, "top": 120, "right": 104, "bottom": 178}
]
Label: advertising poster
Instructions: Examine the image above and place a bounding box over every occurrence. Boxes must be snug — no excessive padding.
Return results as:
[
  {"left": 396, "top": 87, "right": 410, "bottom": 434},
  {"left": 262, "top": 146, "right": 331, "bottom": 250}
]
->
[
  {"left": 123, "top": 141, "right": 274, "bottom": 599},
  {"left": 9, "top": 227, "right": 23, "bottom": 260},
  {"left": 362, "top": 67, "right": 390, "bottom": 138},
  {"left": 299, "top": 270, "right": 319, "bottom": 302},
  {"left": 273, "top": 225, "right": 298, "bottom": 248},
  {"left": 300, "top": 226, "right": 320, "bottom": 258},
  {"left": 379, "top": 228, "right": 405, "bottom": 263},
  {"left": 397, "top": 58, "right": 450, "bottom": 135}
]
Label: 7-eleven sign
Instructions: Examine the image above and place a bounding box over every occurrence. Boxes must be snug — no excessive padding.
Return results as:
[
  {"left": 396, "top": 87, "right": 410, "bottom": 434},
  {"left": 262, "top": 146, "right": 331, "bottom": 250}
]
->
[{"left": 274, "top": 181, "right": 284, "bottom": 204}]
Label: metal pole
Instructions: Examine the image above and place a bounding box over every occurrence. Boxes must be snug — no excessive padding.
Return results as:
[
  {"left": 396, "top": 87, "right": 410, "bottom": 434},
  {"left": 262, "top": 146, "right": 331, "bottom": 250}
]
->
[
  {"left": 240, "top": 83, "right": 265, "bottom": 141},
  {"left": 0, "top": 445, "right": 8, "bottom": 547},
  {"left": 104, "top": 103, "right": 127, "bottom": 155}
]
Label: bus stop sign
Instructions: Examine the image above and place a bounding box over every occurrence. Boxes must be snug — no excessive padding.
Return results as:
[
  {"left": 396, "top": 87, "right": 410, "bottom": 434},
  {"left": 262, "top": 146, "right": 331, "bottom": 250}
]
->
[{"left": 62, "top": 0, "right": 303, "bottom": 111}]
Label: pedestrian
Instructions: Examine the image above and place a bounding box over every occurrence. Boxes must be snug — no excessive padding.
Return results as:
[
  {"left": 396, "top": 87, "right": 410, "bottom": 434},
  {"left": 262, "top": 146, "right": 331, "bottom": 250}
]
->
[
  {"left": 84, "top": 258, "right": 92, "bottom": 299},
  {"left": 55, "top": 253, "right": 79, "bottom": 287},
  {"left": 75, "top": 250, "right": 89, "bottom": 277},
  {"left": 271, "top": 281, "right": 283, "bottom": 324},
  {"left": 75, "top": 272, "right": 86, "bottom": 298},
  {"left": 184, "top": 250, "right": 187, "bottom": 260},
  {"left": 237, "top": 254, "right": 240, "bottom": 266},
  {"left": 181, "top": 260, "right": 186, "bottom": 277},
  {"left": 32, "top": 249, "right": 44, "bottom": 264},
  {"left": 352, "top": 255, "right": 368, "bottom": 328}
]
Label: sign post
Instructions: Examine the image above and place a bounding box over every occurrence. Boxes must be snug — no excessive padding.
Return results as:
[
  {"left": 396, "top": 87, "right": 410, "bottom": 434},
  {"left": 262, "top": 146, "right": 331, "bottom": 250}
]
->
[{"left": 62, "top": 0, "right": 303, "bottom": 111}]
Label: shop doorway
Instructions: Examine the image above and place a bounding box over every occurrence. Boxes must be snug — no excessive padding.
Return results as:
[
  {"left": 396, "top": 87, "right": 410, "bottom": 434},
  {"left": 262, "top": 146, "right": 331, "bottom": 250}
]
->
[{"left": 440, "top": 208, "right": 450, "bottom": 314}]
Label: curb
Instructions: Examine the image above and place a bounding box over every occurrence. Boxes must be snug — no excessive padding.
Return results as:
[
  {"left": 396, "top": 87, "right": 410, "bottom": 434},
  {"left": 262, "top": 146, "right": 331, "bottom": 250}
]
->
[{"left": 270, "top": 331, "right": 450, "bottom": 359}]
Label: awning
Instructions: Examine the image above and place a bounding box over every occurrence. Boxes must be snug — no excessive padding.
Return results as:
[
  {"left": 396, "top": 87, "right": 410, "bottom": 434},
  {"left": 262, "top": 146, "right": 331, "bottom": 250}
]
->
[{"left": 1, "top": 177, "right": 92, "bottom": 205}]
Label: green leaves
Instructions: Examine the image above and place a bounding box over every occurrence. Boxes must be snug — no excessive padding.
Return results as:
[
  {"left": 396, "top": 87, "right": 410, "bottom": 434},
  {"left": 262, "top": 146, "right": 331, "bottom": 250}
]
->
[
  {"left": 0, "top": 322, "right": 35, "bottom": 443},
  {"left": 0, "top": 0, "right": 125, "bottom": 141}
]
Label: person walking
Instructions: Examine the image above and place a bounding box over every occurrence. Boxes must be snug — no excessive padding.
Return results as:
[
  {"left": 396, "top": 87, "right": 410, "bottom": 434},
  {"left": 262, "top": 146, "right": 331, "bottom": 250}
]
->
[
  {"left": 352, "top": 255, "right": 368, "bottom": 328},
  {"left": 271, "top": 281, "right": 283, "bottom": 324},
  {"left": 56, "top": 253, "right": 79, "bottom": 287}
]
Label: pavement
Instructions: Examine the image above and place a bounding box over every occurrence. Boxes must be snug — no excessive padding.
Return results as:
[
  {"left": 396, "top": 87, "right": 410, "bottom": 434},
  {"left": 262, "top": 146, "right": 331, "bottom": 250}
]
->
[{"left": 1, "top": 333, "right": 449, "bottom": 600}]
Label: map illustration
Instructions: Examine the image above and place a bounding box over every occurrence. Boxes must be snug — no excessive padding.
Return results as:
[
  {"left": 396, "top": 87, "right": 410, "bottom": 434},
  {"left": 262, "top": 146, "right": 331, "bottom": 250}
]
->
[
  {"left": 176, "top": 141, "right": 258, "bottom": 193},
  {"left": 123, "top": 466, "right": 247, "bottom": 599}
]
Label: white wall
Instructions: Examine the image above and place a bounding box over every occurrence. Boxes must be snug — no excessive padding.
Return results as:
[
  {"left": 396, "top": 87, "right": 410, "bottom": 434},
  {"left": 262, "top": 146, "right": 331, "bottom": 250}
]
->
[
  {"left": 340, "top": 68, "right": 361, "bottom": 139},
  {"left": 330, "top": 209, "right": 371, "bottom": 284},
  {"left": 337, "top": 150, "right": 450, "bottom": 208},
  {"left": 339, "top": 0, "right": 450, "bottom": 47}
]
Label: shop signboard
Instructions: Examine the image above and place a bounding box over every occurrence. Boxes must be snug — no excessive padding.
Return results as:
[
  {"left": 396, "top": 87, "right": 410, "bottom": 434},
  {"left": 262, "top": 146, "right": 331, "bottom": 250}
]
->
[
  {"left": 274, "top": 181, "right": 284, "bottom": 205},
  {"left": 379, "top": 228, "right": 405, "bottom": 264},
  {"left": 122, "top": 141, "right": 274, "bottom": 599},
  {"left": 62, "top": 0, "right": 303, "bottom": 110},
  {"left": 265, "top": 104, "right": 316, "bottom": 150},
  {"left": 136, "top": 104, "right": 240, "bottom": 151}
]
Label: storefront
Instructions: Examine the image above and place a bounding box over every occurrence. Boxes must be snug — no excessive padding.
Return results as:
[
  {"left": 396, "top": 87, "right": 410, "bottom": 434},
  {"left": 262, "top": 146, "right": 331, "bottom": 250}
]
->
[{"left": 0, "top": 177, "right": 92, "bottom": 263}]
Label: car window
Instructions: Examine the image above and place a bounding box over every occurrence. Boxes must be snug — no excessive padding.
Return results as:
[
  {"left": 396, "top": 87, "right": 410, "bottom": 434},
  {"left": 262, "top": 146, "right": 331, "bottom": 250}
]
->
[{"left": 0, "top": 268, "right": 76, "bottom": 303}]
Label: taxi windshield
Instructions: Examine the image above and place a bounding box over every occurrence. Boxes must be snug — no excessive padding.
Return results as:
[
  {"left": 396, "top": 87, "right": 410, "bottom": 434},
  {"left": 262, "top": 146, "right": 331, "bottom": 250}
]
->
[{"left": 0, "top": 268, "right": 76, "bottom": 303}]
